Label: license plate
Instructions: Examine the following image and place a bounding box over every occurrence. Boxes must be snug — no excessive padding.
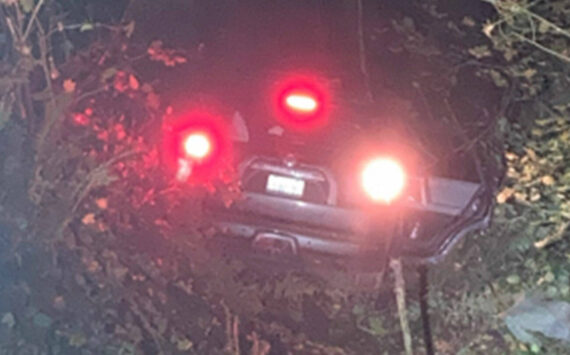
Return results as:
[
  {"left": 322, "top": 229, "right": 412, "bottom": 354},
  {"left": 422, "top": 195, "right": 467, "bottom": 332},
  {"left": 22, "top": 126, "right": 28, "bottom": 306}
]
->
[{"left": 266, "top": 174, "right": 305, "bottom": 197}]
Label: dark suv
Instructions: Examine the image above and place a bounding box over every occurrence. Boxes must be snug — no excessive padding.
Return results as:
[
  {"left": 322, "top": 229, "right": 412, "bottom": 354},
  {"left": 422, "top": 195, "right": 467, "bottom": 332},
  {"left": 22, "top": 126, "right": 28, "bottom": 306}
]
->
[{"left": 166, "top": 76, "right": 498, "bottom": 278}]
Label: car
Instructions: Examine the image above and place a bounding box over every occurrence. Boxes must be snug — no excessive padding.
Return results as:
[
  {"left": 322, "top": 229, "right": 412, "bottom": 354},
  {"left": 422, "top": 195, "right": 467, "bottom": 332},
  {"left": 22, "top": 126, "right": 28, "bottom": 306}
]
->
[{"left": 162, "top": 73, "right": 499, "bottom": 285}]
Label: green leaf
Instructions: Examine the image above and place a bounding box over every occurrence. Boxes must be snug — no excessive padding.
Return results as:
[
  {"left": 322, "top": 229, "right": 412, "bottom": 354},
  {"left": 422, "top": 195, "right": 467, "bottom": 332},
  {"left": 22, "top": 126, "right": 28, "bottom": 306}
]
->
[
  {"left": 20, "top": 0, "right": 34, "bottom": 13},
  {"left": 33, "top": 312, "right": 53, "bottom": 328},
  {"left": 506, "top": 275, "right": 521, "bottom": 284},
  {"left": 468, "top": 45, "right": 492, "bottom": 59},
  {"left": 69, "top": 333, "right": 87, "bottom": 347},
  {"left": 176, "top": 337, "right": 193, "bottom": 351},
  {"left": 1, "top": 313, "right": 15, "bottom": 328},
  {"left": 352, "top": 304, "right": 365, "bottom": 317},
  {"left": 101, "top": 67, "right": 118, "bottom": 82},
  {"left": 368, "top": 316, "right": 386, "bottom": 335},
  {"left": 80, "top": 22, "right": 94, "bottom": 32}
]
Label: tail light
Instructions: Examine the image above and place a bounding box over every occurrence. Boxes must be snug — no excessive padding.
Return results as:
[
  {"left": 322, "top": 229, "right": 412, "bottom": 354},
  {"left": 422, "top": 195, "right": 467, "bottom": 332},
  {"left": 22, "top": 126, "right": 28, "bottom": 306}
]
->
[
  {"left": 284, "top": 92, "right": 319, "bottom": 115},
  {"left": 183, "top": 132, "right": 212, "bottom": 160},
  {"left": 361, "top": 157, "right": 406, "bottom": 204},
  {"left": 273, "top": 75, "right": 330, "bottom": 131},
  {"left": 162, "top": 110, "right": 231, "bottom": 183}
]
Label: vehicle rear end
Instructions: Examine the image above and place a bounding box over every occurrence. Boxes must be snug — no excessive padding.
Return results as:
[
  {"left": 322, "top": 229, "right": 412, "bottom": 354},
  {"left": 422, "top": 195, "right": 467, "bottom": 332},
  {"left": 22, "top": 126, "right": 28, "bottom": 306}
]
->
[{"left": 162, "top": 74, "right": 498, "bottom": 285}]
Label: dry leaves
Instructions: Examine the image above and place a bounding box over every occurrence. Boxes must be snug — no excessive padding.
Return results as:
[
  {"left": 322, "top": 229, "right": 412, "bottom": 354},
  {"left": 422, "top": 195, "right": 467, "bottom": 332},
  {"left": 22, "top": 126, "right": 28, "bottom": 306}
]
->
[
  {"left": 63, "top": 79, "right": 76, "bottom": 93},
  {"left": 129, "top": 74, "right": 140, "bottom": 90},
  {"left": 497, "top": 187, "right": 515, "bottom": 204},
  {"left": 95, "top": 198, "right": 108, "bottom": 209},
  {"left": 82, "top": 213, "right": 95, "bottom": 225},
  {"left": 541, "top": 175, "right": 555, "bottom": 186}
]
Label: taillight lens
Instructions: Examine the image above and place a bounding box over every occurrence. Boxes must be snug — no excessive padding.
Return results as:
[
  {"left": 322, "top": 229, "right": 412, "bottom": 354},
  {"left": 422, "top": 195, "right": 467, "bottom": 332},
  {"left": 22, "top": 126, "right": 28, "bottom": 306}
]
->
[
  {"left": 361, "top": 157, "right": 406, "bottom": 203},
  {"left": 161, "top": 109, "right": 231, "bottom": 183},
  {"left": 273, "top": 75, "right": 330, "bottom": 131},
  {"left": 284, "top": 92, "right": 319, "bottom": 114},
  {"left": 183, "top": 132, "right": 212, "bottom": 160}
]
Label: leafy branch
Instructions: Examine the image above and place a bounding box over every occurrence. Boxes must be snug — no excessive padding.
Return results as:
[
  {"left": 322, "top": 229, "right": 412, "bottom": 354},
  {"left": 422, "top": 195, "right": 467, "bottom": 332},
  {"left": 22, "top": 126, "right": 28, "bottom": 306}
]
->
[{"left": 483, "top": 0, "right": 570, "bottom": 63}]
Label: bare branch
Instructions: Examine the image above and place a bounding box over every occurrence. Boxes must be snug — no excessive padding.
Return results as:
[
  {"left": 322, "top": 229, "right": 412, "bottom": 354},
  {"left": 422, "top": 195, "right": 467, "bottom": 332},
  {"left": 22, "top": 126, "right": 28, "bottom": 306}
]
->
[
  {"left": 22, "top": 0, "right": 45, "bottom": 41},
  {"left": 511, "top": 32, "right": 570, "bottom": 63},
  {"left": 390, "top": 259, "right": 413, "bottom": 355},
  {"left": 357, "top": 0, "right": 373, "bottom": 102}
]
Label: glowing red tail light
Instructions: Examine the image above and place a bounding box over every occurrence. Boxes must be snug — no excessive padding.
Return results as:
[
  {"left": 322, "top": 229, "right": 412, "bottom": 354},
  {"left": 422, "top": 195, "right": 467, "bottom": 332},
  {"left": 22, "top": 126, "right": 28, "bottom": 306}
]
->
[
  {"left": 273, "top": 75, "right": 330, "bottom": 131},
  {"left": 285, "top": 92, "right": 319, "bottom": 114},
  {"left": 183, "top": 132, "right": 212, "bottom": 160},
  {"left": 161, "top": 109, "right": 231, "bottom": 183}
]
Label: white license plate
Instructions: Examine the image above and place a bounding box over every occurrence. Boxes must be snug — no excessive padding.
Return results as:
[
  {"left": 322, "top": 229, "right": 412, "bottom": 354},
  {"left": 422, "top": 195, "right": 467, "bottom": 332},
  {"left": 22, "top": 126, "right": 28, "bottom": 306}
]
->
[{"left": 266, "top": 174, "right": 305, "bottom": 197}]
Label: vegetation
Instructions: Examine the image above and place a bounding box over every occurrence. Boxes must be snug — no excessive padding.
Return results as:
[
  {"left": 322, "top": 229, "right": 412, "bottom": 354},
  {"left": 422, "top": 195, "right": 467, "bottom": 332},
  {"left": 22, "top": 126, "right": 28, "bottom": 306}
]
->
[{"left": 0, "top": 0, "right": 569, "bottom": 354}]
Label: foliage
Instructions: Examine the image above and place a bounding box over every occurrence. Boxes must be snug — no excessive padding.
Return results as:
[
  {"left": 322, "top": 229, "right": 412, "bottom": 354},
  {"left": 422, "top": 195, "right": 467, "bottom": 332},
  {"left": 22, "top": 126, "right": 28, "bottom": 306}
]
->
[
  {"left": 1, "top": 0, "right": 570, "bottom": 354},
  {"left": 425, "top": 0, "right": 570, "bottom": 353}
]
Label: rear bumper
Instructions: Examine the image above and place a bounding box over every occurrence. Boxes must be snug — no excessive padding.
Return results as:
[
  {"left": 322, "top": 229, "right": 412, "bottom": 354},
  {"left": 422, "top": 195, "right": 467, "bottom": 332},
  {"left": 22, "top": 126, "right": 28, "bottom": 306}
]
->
[
  {"left": 211, "top": 219, "right": 362, "bottom": 256},
  {"left": 205, "top": 184, "right": 494, "bottom": 265}
]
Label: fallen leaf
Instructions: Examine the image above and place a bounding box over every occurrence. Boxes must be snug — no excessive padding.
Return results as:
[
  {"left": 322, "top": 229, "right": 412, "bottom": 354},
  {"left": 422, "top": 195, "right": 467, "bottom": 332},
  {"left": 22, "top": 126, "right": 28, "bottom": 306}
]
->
[
  {"left": 82, "top": 213, "right": 95, "bottom": 225},
  {"left": 468, "top": 45, "right": 492, "bottom": 59},
  {"left": 72, "top": 113, "right": 89, "bottom": 126},
  {"left": 541, "top": 175, "right": 555, "bottom": 186},
  {"left": 523, "top": 68, "right": 537, "bottom": 79},
  {"left": 86, "top": 260, "right": 100, "bottom": 273},
  {"left": 538, "top": 20, "right": 550, "bottom": 34},
  {"left": 113, "top": 71, "right": 128, "bottom": 92},
  {"left": 482, "top": 20, "right": 496, "bottom": 38},
  {"left": 129, "top": 74, "right": 139, "bottom": 90},
  {"left": 100, "top": 67, "right": 118, "bottom": 82},
  {"left": 176, "top": 338, "right": 193, "bottom": 351},
  {"left": 497, "top": 187, "right": 515, "bottom": 204},
  {"left": 174, "top": 56, "right": 187, "bottom": 64},
  {"left": 63, "top": 79, "right": 76, "bottom": 93},
  {"left": 525, "top": 148, "right": 537, "bottom": 160},
  {"left": 505, "top": 152, "right": 518, "bottom": 161},
  {"left": 514, "top": 192, "right": 528, "bottom": 203},
  {"left": 95, "top": 198, "right": 108, "bottom": 210},
  {"left": 462, "top": 16, "right": 476, "bottom": 27},
  {"left": 506, "top": 274, "right": 520, "bottom": 284}
]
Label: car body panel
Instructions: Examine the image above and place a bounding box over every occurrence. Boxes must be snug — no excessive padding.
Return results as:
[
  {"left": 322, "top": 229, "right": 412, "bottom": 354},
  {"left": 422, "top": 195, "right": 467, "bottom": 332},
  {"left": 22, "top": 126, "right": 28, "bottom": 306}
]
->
[{"left": 205, "top": 151, "right": 494, "bottom": 267}]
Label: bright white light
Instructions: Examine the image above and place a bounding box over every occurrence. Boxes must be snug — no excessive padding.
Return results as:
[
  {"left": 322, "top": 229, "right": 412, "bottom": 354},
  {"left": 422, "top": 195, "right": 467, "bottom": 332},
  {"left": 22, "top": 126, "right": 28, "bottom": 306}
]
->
[
  {"left": 183, "top": 132, "right": 211, "bottom": 159},
  {"left": 361, "top": 157, "right": 406, "bottom": 203},
  {"left": 285, "top": 94, "right": 318, "bottom": 113}
]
